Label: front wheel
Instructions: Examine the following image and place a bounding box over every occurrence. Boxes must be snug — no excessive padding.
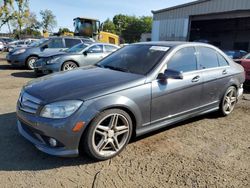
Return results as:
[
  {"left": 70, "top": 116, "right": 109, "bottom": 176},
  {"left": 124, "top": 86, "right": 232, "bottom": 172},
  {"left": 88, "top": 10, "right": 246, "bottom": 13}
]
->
[
  {"left": 219, "top": 86, "right": 237, "bottom": 116},
  {"left": 81, "top": 109, "right": 133, "bottom": 160},
  {"left": 62, "top": 61, "right": 78, "bottom": 71},
  {"left": 26, "top": 56, "right": 38, "bottom": 70}
]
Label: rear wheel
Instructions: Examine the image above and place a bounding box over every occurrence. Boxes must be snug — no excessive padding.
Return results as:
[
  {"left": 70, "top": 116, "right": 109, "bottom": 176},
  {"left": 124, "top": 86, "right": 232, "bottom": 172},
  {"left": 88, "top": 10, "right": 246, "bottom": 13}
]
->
[
  {"left": 62, "top": 61, "right": 78, "bottom": 71},
  {"left": 219, "top": 86, "right": 237, "bottom": 116},
  {"left": 26, "top": 56, "right": 38, "bottom": 70},
  {"left": 81, "top": 109, "right": 133, "bottom": 160}
]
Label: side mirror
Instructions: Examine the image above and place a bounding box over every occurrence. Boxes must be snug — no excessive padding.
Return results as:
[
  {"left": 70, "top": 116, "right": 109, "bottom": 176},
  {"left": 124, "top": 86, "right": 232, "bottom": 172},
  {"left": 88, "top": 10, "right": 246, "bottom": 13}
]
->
[
  {"left": 157, "top": 69, "right": 183, "bottom": 81},
  {"left": 83, "top": 51, "right": 88, "bottom": 56},
  {"left": 41, "top": 44, "right": 48, "bottom": 51}
]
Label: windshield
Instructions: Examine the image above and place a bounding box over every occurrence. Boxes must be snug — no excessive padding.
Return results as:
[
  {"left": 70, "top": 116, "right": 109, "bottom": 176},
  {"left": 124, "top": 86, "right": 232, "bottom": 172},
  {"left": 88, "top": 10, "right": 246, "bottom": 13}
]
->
[
  {"left": 66, "top": 43, "right": 89, "bottom": 53},
  {"left": 29, "top": 38, "right": 48, "bottom": 47},
  {"left": 97, "top": 45, "right": 170, "bottom": 75}
]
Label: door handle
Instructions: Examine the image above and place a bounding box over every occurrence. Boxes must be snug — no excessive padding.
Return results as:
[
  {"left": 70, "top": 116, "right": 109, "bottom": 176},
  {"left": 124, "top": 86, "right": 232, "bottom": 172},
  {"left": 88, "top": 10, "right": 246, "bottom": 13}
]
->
[
  {"left": 192, "top": 76, "right": 200, "bottom": 83},
  {"left": 222, "top": 69, "right": 228, "bottom": 75}
]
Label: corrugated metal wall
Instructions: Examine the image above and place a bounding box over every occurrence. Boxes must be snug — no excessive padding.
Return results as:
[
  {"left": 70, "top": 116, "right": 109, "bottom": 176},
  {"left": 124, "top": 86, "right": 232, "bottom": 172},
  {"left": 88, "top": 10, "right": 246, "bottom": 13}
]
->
[{"left": 152, "top": 0, "right": 250, "bottom": 41}]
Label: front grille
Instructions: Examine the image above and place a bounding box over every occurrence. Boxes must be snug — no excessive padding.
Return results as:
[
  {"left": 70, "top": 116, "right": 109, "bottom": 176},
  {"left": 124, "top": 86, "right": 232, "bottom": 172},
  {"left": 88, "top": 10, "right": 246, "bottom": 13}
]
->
[{"left": 19, "top": 92, "right": 41, "bottom": 114}]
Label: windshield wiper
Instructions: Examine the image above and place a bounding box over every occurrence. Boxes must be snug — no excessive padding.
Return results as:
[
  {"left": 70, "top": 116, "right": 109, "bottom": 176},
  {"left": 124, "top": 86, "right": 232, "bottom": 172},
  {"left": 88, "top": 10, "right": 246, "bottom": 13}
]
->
[{"left": 103, "top": 65, "right": 130, "bottom": 73}]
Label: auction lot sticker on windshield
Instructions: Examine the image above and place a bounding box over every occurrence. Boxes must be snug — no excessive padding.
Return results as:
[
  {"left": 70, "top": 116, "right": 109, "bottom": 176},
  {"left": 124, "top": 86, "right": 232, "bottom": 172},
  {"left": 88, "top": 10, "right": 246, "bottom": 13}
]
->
[{"left": 150, "top": 46, "right": 170, "bottom": 51}]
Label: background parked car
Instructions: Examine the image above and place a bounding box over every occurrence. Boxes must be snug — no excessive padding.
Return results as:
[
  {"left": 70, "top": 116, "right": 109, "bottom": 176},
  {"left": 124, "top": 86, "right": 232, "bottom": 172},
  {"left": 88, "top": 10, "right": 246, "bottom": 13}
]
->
[
  {"left": 5, "top": 38, "right": 39, "bottom": 52},
  {"left": 234, "top": 53, "right": 250, "bottom": 85},
  {"left": 34, "top": 42, "right": 119, "bottom": 75},
  {"left": 223, "top": 50, "right": 248, "bottom": 60},
  {"left": 0, "top": 37, "right": 14, "bottom": 51},
  {"left": 6, "top": 37, "right": 92, "bottom": 69}
]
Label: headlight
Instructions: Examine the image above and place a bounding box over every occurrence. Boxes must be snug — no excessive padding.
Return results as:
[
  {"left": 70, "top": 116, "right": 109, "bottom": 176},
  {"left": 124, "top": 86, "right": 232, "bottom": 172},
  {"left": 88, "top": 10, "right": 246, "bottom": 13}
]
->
[
  {"left": 40, "top": 100, "right": 83, "bottom": 119},
  {"left": 12, "top": 49, "right": 26, "bottom": 55},
  {"left": 47, "top": 57, "right": 61, "bottom": 64}
]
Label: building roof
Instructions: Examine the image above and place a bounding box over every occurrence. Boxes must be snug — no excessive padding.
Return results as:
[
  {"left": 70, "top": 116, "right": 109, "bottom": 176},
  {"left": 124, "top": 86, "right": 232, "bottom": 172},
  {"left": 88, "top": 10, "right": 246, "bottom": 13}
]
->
[{"left": 152, "top": 0, "right": 211, "bottom": 14}]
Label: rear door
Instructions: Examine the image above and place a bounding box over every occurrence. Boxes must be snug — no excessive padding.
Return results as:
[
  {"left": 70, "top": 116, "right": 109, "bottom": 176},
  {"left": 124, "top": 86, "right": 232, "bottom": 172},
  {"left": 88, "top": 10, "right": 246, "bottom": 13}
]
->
[
  {"left": 197, "top": 46, "right": 230, "bottom": 107},
  {"left": 103, "top": 45, "right": 119, "bottom": 56},
  {"left": 151, "top": 47, "right": 203, "bottom": 123}
]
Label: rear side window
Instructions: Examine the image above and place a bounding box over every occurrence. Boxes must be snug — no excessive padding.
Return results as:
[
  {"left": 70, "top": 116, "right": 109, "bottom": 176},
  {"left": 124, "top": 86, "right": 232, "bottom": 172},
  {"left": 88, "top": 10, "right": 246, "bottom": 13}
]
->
[
  {"left": 197, "top": 47, "right": 219, "bottom": 69},
  {"left": 104, "top": 45, "right": 118, "bottom": 52},
  {"left": 65, "top": 39, "right": 81, "bottom": 48},
  {"left": 48, "top": 38, "right": 64, "bottom": 48},
  {"left": 217, "top": 53, "right": 229, "bottom": 66},
  {"left": 167, "top": 47, "right": 197, "bottom": 72}
]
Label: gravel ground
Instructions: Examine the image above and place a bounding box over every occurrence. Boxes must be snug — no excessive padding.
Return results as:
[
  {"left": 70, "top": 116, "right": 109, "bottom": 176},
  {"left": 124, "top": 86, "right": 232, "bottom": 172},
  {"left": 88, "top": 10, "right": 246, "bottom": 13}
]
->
[{"left": 0, "top": 52, "right": 249, "bottom": 188}]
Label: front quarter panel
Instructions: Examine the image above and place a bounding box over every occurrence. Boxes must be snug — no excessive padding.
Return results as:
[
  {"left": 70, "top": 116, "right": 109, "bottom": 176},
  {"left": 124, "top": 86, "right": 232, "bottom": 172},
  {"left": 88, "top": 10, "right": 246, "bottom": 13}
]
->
[{"left": 81, "top": 83, "right": 151, "bottom": 133}]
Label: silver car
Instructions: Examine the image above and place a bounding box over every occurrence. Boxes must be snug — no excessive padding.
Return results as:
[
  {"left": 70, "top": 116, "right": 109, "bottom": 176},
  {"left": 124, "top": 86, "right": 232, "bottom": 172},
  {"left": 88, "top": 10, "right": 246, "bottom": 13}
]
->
[{"left": 34, "top": 43, "right": 120, "bottom": 75}]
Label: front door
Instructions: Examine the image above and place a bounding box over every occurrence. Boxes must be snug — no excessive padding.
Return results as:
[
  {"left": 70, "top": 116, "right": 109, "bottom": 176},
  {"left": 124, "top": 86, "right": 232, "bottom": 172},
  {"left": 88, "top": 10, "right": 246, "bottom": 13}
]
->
[{"left": 151, "top": 47, "right": 203, "bottom": 124}]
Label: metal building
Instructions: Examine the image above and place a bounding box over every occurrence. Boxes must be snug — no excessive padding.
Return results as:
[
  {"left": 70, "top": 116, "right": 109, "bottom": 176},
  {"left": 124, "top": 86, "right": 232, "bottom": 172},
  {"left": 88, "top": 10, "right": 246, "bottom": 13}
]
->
[{"left": 152, "top": 0, "right": 250, "bottom": 51}]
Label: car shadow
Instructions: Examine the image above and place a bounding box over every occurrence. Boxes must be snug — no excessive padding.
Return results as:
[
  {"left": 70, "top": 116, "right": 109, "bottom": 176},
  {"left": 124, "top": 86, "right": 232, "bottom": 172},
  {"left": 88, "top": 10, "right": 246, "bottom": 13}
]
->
[
  {"left": 0, "top": 112, "right": 96, "bottom": 171},
  {"left": 11, "top": 72, "right": 37, "bottom": 78}
]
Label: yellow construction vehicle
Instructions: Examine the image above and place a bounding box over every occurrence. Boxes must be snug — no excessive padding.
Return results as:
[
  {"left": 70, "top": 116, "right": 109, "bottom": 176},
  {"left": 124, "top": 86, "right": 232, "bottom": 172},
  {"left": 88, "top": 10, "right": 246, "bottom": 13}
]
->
[{"left": 73, "top": 17, "right": 119, "bottom": 45}]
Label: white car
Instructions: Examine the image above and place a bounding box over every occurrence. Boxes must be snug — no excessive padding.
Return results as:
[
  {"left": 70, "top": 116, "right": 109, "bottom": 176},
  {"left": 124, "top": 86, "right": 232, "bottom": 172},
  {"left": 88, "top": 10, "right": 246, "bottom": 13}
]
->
[{"left": 0, "top": 41, "right": 4, "bottom": 51}]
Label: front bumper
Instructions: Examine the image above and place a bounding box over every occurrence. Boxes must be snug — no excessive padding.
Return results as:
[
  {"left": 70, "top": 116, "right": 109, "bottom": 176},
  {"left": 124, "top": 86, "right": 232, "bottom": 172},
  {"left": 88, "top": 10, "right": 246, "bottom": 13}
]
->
[
  {"left": 16, "top": 107, "right": 88, "bottom": 157},
  {"left": 6, "top": 53, "right": 26, "bottom": 66},
  {"left": 34, "top": 59, "right": 61, "bottom": 74},
  {"left": 17, "top": 120, "right": 79, "bottom": 157}
]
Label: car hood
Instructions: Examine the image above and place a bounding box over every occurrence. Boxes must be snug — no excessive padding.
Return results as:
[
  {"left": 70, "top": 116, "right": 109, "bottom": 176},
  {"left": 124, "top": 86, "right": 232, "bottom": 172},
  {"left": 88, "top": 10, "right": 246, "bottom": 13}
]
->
[{"left": 24, "top": 66, "right": 145, "bottom": 103}]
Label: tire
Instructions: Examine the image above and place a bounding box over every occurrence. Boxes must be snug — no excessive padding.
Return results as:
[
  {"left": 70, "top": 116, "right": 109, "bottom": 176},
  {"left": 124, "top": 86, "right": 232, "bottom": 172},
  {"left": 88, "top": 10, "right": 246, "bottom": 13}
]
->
[
  {"left": 62, "top": 61, "right": 78, "bottom": 71},
  {"left": 26, "top": 56, "right": 38, "bottom": 70},
  {"left": 81, "top": 109, "right": 133, "bottom": 160},
  {"left": 219, "top": 86, "right": 237, "bottom": 116}
]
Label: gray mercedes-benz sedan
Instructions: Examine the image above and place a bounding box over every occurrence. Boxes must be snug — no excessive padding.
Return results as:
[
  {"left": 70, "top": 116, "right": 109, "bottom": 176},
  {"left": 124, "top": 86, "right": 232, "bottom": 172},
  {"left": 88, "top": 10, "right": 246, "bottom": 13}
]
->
[{"left": 16, "top": 42, "right": 245, "bottom": 160}]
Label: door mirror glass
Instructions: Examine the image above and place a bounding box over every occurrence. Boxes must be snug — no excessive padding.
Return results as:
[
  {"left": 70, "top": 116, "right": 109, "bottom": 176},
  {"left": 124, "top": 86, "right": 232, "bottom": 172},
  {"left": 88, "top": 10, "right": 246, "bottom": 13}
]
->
[{"left": 157, "top": 69, "right": 183, "bottom": 81}]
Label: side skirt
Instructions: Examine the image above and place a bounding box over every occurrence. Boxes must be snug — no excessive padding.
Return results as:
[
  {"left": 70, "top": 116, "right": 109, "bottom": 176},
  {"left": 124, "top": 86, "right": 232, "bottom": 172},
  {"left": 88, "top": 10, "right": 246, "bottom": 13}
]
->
[{"left": 136, "top": 106, "right": 219, "bottom": 137}]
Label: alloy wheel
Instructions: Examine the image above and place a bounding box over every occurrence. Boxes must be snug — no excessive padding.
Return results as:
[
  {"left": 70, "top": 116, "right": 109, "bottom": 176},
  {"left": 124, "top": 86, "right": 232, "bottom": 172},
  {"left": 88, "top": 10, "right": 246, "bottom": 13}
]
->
[
  {"left": 63, "top": 62, "right": 77, "bottom": 71},
  {"left": 223, "top": 87, "right": 237, "bottom": 115},
  {"left": 92, "top": 113, "right": 130, "bottom": 157}
]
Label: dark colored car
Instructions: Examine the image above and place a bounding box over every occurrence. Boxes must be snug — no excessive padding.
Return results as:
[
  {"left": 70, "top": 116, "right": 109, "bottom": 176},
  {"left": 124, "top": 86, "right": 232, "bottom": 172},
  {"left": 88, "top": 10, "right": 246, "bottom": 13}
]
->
[
  {"left": 235, "top": 53, "right": 250, "bottom": 84},
  {"left": 6, "top": 37, "right": 92, "bottom": 69},
  {"left": 223, "top": 50, "right": 248, "bottom": 60},
  {"left": 33, "top": 43, "right": 119, "bottom": 75},
  {"left": 17, "top": 42, "right": 245, "bottom": 160}
]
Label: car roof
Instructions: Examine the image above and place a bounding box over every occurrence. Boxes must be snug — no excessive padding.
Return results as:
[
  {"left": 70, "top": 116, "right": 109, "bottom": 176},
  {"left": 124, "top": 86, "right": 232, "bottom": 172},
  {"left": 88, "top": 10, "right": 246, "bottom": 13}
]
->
[{"left": 133, "top": 41, "right": 195, "bottom": 47}]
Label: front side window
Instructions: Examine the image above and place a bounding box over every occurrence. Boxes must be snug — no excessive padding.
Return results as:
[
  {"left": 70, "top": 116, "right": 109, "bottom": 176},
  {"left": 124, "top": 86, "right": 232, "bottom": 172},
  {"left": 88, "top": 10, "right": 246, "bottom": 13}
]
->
[
  {"left": 48, "top": 38, "right": 64, "bottom": 48},
  {"left": 197, "top": 47, "right": 219, "bottom": 69},
  {"left": 104, "top": 45, "right": 118, "bottom": 52},
  {"left": 88, "top": 45, "right": 103, "bottom": 53},
  {"left": 167, "top": 47, "right": 197, "bottom": 72},
  {"left": 97, "top": 45, "right": 169, "bottom": 75}
]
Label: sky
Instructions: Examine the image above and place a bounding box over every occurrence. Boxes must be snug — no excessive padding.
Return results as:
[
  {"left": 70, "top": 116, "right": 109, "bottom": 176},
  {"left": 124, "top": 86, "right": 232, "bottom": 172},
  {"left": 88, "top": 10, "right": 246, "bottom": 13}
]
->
[{"left": 1, "top": 0, "right": 196, "bottom": 33}]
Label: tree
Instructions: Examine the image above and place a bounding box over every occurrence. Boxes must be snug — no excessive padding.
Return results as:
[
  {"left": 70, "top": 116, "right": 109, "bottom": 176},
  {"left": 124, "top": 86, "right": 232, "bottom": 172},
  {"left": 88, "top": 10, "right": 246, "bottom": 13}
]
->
[
  {"left": 58, "top": 27, "right": 72, "bottom": 35},
  {"left": 102, "top": 19, "right": 116, "bottom": 34},
  {"left": 40, "top": 9, "right": 57, "bottom": 32},
  {"left": 0, "top": 0, "right": 15, "bottom": 33},
  {"left": 0, "top": 0, "right": 29, "bottom": 37}
]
